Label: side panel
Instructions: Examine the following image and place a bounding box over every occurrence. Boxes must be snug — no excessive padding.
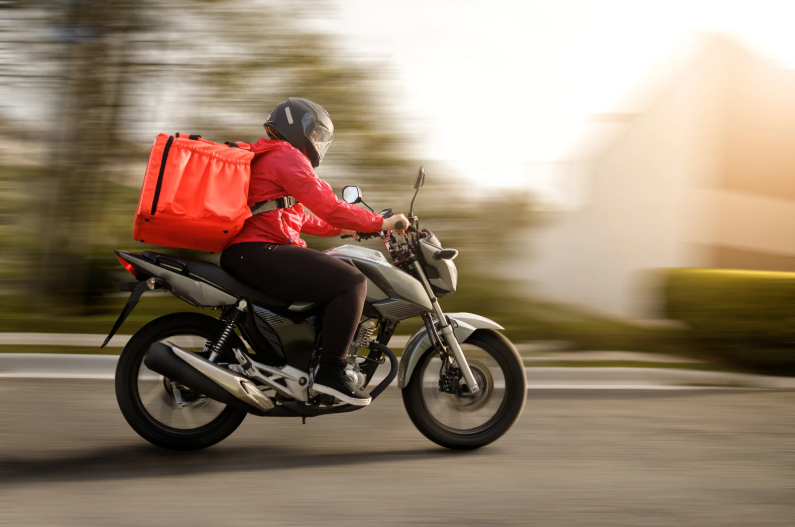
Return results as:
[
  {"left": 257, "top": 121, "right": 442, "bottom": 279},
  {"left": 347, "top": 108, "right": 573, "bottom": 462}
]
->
[
  {"left": 276, "top": 323, "right": 316, "bottom": 371},
  {"left": 119, "top": 253, "right": 236, "bottom": 307},
  {"left": 396, "top": 313, "right": 504, "bottom": 388},
  {"left": 236, "top": 310, "right": 286, "bottom": 366},
  {"left": 248, "top": 304, "right": 317, "bottom": 370}
]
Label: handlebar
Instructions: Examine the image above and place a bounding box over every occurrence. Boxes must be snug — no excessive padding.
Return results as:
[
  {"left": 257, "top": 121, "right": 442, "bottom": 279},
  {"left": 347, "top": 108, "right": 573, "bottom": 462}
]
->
[
  {"left": 340, "top": 219, "right": 410, "bottom": 241},
  {"left": 341, "top": 231, "right": 381, "bottom": 241}
]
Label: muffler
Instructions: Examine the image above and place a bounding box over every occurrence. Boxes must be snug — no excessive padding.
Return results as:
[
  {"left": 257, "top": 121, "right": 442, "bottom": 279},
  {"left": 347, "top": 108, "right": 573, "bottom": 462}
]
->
[{"left": 144, "top": 342, "right": 274, "bottom": 416}]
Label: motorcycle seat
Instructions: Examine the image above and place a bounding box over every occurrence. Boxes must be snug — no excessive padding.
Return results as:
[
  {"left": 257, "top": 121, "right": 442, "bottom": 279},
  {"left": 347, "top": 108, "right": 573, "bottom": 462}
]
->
[{"left": 141, "top": 251, "right": 291, "bottom": 308}]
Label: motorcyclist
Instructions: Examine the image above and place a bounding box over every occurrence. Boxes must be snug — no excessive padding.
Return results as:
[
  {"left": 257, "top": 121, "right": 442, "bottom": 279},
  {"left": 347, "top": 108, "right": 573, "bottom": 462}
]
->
[{"left": 220, "top": 98, "right": 407, "bottom": 406}]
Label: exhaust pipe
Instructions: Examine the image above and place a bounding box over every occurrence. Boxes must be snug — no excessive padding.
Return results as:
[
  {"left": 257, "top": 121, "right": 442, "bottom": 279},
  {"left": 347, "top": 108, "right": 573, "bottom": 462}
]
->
[{"left": 144, "top": 342, "right": 274, "bottom": 416}]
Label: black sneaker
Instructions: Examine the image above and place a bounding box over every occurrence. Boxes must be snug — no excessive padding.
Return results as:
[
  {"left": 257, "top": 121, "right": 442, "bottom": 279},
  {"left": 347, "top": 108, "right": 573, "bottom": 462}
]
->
[{"left": 313, "top": 367, "right": 371, "bottom": 406}]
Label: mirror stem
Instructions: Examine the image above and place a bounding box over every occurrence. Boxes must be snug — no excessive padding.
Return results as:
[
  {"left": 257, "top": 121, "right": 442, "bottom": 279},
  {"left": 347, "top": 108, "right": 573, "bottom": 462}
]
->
[
  {"left": 409, "top": 187, "right": 420, "bottom": 216},
  {"left": 360, "top": 200, "right": 375, "bottom": 213}
]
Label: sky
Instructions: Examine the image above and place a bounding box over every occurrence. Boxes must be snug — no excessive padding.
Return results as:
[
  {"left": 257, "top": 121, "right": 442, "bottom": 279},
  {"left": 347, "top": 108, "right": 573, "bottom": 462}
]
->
[{"left": 320, "top": 0, "right": 795, "bottom": 192}]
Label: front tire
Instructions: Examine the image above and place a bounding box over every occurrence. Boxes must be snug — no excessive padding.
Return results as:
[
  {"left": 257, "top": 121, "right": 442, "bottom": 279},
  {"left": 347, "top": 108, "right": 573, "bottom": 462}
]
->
[
  {"left": 115, "top": 312, "right": 249, "bottom": 451},
  {"left": 402, "top": 329, "right": 526, "bottom": 450}
]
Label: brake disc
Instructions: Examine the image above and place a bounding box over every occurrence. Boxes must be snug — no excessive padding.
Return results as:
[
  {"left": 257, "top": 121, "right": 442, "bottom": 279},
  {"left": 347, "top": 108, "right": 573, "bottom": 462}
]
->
[{"left": 447, "top": 360, "right": 494, "bottom": 412}]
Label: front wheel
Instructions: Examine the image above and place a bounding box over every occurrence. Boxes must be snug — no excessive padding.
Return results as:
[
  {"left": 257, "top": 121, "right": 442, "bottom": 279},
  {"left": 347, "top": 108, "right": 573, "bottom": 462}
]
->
[{"left": 402, "top": 329, "right": 526, "bottom": 450}]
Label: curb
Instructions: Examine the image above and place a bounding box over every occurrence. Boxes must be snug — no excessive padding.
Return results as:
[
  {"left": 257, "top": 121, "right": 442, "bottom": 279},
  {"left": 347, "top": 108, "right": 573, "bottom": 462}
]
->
[{"left": 2, "top": 354, "right": 794, "bottom": 389}]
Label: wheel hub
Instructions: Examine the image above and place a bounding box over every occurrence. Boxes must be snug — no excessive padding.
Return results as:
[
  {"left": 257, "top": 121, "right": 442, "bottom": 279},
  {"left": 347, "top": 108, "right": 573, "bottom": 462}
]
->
[
  {"left": 162, "top": 376, "right": 207, "bottom": 408},
  {"left": 446, "top": 361, "right": 494, "bottom": 412}
]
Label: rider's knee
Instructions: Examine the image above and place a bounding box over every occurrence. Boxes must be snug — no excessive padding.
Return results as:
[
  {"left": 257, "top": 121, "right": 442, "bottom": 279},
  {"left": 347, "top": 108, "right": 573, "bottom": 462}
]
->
[{"left": 350, "top": 270, "right": 367, "bottom": 295}]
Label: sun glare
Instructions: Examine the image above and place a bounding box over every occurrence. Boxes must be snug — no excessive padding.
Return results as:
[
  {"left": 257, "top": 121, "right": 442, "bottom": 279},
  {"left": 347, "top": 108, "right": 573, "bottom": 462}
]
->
[{"left": 335, "top": 0, "right": 795, "bottom": 191}]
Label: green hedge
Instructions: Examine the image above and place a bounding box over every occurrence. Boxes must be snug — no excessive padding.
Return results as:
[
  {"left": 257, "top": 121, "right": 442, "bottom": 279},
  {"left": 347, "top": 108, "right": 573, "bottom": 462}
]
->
[{"left": 664, "top": 268, "right": 795, "bottom": 374}]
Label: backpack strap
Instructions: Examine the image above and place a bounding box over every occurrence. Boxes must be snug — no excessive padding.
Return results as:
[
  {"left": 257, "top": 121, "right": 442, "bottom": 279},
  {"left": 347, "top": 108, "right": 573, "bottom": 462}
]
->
[
  {"left": 174, "top": 133, "right": 202, "bottom": 140},
  {"left": 250, "top": 196, "right": 298, "bottom": 216}
]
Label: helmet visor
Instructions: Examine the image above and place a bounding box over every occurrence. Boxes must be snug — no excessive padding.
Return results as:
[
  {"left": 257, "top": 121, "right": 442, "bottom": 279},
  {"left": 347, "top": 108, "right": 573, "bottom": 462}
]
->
[{"left": 307, "top": 123, "right": 333, "bottom": 162}]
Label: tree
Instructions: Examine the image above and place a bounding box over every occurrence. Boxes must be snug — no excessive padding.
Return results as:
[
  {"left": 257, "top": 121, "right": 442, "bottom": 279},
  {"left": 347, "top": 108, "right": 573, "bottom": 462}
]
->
[{"left": 0, "top": 0, "right": 533, "bottom": 313}]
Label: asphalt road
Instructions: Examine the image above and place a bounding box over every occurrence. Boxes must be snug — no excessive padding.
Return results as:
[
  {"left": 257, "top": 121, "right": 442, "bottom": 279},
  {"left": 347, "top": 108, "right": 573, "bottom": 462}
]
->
[{"left": 0, "top": 380, "right": 793, "bottom": 527}]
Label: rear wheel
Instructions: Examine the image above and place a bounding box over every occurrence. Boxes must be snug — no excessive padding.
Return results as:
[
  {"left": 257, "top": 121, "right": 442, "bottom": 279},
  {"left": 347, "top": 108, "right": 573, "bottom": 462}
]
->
[
  {"left": 115, "top": 312, "right": 248, "bottom": 451},
  {"left": 402, "top": 329, "right": 526, "bottom": 450}
]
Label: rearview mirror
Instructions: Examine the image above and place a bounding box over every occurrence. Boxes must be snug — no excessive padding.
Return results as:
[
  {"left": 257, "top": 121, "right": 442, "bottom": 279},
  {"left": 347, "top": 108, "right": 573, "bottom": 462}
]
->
[
  {"left": 341, "top": 186, "right": 362, "bottom": 204},
  {"left": 414, "top": 166, "right": 425, "bottom": 190}
]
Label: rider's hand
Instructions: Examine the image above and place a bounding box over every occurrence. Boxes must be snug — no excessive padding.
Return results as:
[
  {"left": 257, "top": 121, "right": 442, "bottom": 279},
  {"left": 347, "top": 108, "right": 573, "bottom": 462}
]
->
[
  {"left": 340, "top": 229, "right": 359, "bottom": 240},
  {"left": 381, "top": 213, "right": 409, "bottom": 234}
]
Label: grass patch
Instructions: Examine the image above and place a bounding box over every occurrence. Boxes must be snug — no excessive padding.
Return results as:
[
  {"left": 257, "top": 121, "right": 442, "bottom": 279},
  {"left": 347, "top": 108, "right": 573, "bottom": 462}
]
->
[{"left": 664, "top": 268, "right": 795, "bottom": 375}]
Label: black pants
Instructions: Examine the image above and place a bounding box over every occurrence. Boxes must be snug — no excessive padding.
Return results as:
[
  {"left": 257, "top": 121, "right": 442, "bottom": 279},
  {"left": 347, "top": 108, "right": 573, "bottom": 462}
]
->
[{"left": 220, "top": 242, "right": 367, "bottom": 368}]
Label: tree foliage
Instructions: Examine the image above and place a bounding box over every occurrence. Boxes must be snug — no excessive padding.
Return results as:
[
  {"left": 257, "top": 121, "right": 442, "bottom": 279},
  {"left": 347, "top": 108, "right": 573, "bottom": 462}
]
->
[{"left": 0, "top": 0, "right": 533, "bottom": 313}]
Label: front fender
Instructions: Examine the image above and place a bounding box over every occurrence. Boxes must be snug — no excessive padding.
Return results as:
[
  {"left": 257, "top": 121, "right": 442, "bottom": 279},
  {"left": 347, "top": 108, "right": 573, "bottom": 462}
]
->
[{"left": 396, "top": 313, "right": 504, "bottom": 389}]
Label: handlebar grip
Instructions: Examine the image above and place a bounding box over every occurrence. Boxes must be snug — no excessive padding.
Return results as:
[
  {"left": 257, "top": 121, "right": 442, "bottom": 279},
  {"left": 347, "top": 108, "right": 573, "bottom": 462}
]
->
[{"left": 395, "top": 220, "right": 406, "bottom": 231}]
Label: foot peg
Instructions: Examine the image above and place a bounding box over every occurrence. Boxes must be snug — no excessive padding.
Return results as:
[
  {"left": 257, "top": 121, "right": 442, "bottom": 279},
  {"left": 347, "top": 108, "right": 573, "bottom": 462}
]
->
[{"left": 233, "top": 348, "right": 255, "bottom": 374}]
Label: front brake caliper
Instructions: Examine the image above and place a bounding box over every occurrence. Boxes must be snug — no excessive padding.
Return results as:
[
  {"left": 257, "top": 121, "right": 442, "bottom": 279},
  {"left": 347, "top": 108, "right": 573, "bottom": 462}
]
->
[{"left": 438, "top": 367, "right": 462, "bottom": 394}]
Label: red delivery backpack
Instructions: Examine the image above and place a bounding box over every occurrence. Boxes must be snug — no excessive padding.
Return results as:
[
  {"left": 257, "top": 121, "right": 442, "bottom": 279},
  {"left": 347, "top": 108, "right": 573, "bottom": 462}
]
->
[{"left": 133, "top": 133, "right": 255, "bottom": 252}]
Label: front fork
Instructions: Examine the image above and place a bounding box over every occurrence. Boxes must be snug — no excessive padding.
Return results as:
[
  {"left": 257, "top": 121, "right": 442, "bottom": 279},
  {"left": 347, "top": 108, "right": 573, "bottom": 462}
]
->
[{"left": 412, "top": 263, "right": 480, "bottom": 393}]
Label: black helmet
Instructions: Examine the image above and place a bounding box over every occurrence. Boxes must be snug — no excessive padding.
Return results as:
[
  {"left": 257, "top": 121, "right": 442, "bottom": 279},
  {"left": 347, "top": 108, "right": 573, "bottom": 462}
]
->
[{"left": 264, "top": 98, "right": 334, "bottom": 168}]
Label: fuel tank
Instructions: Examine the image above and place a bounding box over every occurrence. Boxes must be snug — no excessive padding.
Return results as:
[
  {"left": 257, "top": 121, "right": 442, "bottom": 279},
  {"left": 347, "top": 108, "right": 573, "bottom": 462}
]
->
[{"left": 324, "top": 245, "right": 432, "bottom": 321}]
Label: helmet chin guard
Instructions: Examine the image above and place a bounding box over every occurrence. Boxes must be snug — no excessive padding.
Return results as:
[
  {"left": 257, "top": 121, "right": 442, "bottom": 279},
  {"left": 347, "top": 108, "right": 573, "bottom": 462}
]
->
[{"left": 264, "top": 98, "right": 334, "bottom": 168}]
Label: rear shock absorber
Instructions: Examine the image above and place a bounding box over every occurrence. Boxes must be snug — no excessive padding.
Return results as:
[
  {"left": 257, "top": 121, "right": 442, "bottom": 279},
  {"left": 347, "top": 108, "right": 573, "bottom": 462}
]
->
[{"left": 209, "top": 300, "right": 247, "bottom": 363}]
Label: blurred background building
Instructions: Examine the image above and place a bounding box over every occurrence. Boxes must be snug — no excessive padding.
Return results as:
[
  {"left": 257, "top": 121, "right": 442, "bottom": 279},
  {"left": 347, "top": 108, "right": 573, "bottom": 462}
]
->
[{"left": 520, "top": 35, "right": 795, "bottom": 319}]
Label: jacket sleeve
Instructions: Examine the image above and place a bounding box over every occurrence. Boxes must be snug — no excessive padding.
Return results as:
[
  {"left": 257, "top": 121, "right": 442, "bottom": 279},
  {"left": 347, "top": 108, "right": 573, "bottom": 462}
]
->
[
  {"left": 275, "top": 151, "right": 384, "bottom": 233},
  {"left": 300, "top": 211, "right": 342, "bottom": 237}
]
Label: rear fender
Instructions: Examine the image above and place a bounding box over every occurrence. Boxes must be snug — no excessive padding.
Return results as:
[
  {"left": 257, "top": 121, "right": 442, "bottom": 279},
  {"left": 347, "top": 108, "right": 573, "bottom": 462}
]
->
[{"left": 396, "top": 313, "right": 504, "bottom": 389}]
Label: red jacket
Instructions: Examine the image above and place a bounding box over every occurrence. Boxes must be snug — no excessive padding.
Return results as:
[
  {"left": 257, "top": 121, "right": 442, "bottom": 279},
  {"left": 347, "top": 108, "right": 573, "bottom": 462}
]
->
[{"left": 226, "top": 138, "right": 384, "bottom": 248}]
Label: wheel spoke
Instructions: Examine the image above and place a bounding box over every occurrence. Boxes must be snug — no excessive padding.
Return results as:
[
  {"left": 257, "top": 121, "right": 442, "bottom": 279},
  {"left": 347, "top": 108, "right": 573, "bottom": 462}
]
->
[
  {"left": 139, "top": 379, "right": 166, "bottom": 407},
  {"left": 179, "top": 406, "right": 197, "bottom": 428}
]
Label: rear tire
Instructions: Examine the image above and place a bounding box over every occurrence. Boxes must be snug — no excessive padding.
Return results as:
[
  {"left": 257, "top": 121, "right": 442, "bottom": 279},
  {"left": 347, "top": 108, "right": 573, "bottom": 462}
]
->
[
  {"left": 402, "top": 329, "right": 526, "bottom": 450},
  {"left": 115, "top": 312, "right": 248, "bottom": 451}
]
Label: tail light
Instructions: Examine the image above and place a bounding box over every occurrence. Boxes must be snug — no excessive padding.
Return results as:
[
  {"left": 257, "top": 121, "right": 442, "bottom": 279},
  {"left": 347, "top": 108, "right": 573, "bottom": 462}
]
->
[{"left": 116, "top": 254, "right": 137, "bottom": 277}]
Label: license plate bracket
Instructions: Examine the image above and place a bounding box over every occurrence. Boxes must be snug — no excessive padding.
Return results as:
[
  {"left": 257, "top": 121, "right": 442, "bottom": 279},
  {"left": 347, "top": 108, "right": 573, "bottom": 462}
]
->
[{"left": 101, "top": 280, "right": 150, "bottom": 348}]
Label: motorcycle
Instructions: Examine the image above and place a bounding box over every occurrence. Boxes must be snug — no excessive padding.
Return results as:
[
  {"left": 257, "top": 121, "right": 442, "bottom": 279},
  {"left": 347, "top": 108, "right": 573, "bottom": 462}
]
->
[{"left": 108, "top": 167, "right": 526, "bottom": 451}]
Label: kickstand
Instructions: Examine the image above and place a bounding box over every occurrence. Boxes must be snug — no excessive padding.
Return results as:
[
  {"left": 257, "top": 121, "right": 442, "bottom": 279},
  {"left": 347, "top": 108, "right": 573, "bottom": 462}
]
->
[{"left": 302, "top": 416, "right": 306, "bottom": 425}]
